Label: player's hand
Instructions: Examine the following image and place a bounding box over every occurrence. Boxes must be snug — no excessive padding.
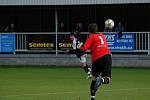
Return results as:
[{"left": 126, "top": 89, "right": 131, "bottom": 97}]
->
[{"left": 77, "top": 42, "right": 83, "bottom": 49}]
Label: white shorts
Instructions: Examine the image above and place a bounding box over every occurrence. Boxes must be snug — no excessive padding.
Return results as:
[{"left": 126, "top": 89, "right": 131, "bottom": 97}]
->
[{"left": 79, "top": 54, "right": 87, "bottom": 63}]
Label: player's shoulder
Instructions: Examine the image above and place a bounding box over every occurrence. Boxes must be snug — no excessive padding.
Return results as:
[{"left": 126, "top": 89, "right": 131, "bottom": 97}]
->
[
  {"left": 89, "top": 33, "right": 104, "bottom": 37},
  {"left": 98, "top": 32, "right": 105, "bottom": 35},
  {"left": 97, "top": 33, "right": 106, "bottom": 37}
]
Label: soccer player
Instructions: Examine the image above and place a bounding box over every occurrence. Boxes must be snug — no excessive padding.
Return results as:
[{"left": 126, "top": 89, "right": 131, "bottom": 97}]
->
[
  {"left": 67, "top": 32, "right": 92, "bottom": 79},
  {"left": 80, "top": 23, "right": 112, "bottom": 100}
]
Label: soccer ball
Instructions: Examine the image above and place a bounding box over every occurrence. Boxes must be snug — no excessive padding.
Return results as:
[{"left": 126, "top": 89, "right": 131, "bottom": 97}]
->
[{"left": 105, "top": 19, "right": 115, "bottom": 29}]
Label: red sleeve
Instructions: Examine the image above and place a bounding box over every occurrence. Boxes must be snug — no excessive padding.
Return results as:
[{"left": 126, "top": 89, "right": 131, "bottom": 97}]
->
[{"left": 80, "top": 35, "right": 92, "bottom": 51}]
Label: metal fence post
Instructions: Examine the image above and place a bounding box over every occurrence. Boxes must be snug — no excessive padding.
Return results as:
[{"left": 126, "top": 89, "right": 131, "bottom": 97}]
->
[
  {"left": 148, "top": 33, "right": 150, "bottom": 55},
  {"left": 13, "top": 32, "right": 16, "bottom": 54},
  {"left": 0, "top": 33, "right": 1, "bottom": 53},
  {"left": 55, "top": 7, "right": 58, "bottom": 56}
]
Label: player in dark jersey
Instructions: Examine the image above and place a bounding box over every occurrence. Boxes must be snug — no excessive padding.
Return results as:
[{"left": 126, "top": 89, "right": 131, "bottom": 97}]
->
[
  {"left": 80, "top": 23, "right": 112, "bottom": 100},
  {"left": 67, "top": 32, "right": 92, "bottom": 79}
]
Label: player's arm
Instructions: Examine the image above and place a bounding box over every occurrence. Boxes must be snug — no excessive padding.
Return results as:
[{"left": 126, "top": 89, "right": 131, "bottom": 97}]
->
[{"left": 80, "top": 35, "right": 92, "bottom": 51}]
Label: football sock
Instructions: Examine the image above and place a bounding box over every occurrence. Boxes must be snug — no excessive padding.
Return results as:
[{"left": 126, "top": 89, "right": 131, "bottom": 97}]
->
[
  {"left": 83, "top": 64, "right": 89, "bottom": 73},
  {"left": 90, "top": 77, "right": 102, "bottom": 100},
  {"left": 91, "top": 96, "right": 95, "bottom": 100},
  {"left": 90, "top": 80, "right": 96, "bottom": 97},
  {"left": 95, "top": 77, "right": 101, "bottom": 91}
]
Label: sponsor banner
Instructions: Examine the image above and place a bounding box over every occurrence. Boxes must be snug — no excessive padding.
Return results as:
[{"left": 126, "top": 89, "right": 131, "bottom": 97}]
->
[
  {"left": 26, "top": 34, "right": 55, "bottom": 50},
  {"left": 57, "top": 34, "right": 88, "bottom": 51},
  {"left": 57, "top": 34, "right": 72, "bottom": 51},
  {"left": 25, "top": 33, "right": 134, "bottom": 52},
  {"left": 57, "top": 33, "right": 134, "bottom": 51},
  {"left": 105, "top": 33, "right": 134, "bottom": 51},
  {"left": 0, "top": 33, "right": 15, "bottom": 52}
]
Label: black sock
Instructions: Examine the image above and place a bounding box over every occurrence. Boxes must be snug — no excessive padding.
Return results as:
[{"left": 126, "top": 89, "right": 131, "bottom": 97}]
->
[
  {"left": 90, "top": 80, "right": 96, "bottom": 97},
  {"left": 83, "top": 64, "right": 89, "bottom": 73},
  {"left": 91, "top": 97, "right": 95, "bottom": 100}
]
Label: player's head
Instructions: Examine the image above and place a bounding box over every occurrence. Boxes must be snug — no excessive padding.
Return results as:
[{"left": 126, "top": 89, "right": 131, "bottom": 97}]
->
[
  {"left": 70, "top": 32, "right": 77, "bottom": 40},
  {"left": 88, "top": 23, "right": 98, "bottom": 34}
]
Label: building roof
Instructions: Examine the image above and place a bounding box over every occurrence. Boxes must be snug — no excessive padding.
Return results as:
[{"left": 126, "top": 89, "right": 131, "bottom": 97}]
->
[{"left": 0, "top": 0, "right": 150, "bottom": 5}]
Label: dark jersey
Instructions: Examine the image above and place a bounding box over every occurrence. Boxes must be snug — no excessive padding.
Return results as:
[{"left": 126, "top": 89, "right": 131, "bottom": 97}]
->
[{"left": 69, "top": 38, "right": 86, "bottom": 58}]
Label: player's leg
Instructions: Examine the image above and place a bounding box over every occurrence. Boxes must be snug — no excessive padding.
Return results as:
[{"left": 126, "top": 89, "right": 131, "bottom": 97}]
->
[
  {"left": 90, "top": 58, "right": 103, "bottom": 100},
  {"left": 101, "top": 54, "right": 112, "bottom": 84},
  {"left": 84, "top": 64, "right": 92, "bottom": 79},
  {"left": 90, "top": 54, "right": 112, "bottom": 100},
  {"left": 79, "top": 54, "right": 92, "bottom": 79},
  {"left": 90, "top": 76, "right": 102, "bottom": 100}
]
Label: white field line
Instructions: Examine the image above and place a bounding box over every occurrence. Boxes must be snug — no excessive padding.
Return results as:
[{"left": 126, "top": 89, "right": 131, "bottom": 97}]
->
[
  {"left": 0, "top": 92, "right": 74, "bottom": 98},
  {"left": 0, "top": 88, "right": 150, "bottom": 98}
]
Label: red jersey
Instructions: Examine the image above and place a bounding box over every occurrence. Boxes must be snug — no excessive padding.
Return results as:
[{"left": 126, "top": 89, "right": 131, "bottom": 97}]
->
[{"left": 80, "top": 33, "right": 111, "bottom": 63}]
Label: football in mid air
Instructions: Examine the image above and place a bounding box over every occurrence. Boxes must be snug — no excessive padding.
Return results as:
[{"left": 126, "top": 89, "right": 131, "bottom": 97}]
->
[{"left": 105, "top": 19, "right": 115, "bottom": 29}]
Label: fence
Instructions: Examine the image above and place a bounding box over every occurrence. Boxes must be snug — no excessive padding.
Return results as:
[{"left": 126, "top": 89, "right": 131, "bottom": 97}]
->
[
  {"left": 16, "top": 32, "right": 150, "bottom": 54},
  {"left": 0, "top": 32, "right": 150, "bottom": 55},
  {"left": 134, "top": 32, "right": 149, "bottom": 52}
]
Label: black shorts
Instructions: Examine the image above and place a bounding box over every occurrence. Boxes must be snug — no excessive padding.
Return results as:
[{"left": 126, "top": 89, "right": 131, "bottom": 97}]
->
[{"left": 92, "top": 54, "right": 112, "bottom": 78}]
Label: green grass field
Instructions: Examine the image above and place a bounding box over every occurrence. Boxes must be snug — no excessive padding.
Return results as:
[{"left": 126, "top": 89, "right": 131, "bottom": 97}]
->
[{"left": 0, "top": 66, "right": 150, "bottom": 100}]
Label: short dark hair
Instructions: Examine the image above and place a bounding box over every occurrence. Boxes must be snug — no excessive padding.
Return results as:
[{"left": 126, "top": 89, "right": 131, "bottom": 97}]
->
[
  {"left": 88, "top": 23, "right": 98, "bottom": 33},
  {"left": 70, "top": 32, "right": 77, "bottom": 37}
]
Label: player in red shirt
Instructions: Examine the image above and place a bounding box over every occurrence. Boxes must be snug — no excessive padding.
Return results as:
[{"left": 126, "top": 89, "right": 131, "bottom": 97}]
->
[{"left": 80, "top": 23, "right": 112, "bottom": 100}]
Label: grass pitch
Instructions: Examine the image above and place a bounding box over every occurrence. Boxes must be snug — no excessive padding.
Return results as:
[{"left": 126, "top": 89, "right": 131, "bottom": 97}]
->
[{"left": 0, "top": 66, "right": 150, "bottom": 100}]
